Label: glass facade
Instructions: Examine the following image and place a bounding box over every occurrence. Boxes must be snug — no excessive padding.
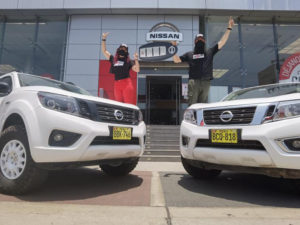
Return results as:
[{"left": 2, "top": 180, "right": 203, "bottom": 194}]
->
[
  {"left": 207, "top": 16, "right": 300, "bottom": 102},
  {"left": 240, "top": 21, "right": 276, "bottom": 86},
  {"left": 276, "top": 19, "right": 300, "bottom": 80},
  {"left": 0, "top": 16, "right": 67, "bottom": 80}
]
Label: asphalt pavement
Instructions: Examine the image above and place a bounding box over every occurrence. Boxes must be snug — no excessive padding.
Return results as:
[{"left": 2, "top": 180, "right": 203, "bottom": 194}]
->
[{"left": 1, "top": 162, "right": 300, "bottom": 225}]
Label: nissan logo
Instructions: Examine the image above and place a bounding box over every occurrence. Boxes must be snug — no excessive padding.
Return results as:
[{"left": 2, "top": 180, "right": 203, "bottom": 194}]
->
[
  {"left": 168, "top": 46, "right": 176, "bottom": 54},
  {"left": 114, "top": 110, "right": 124, "bottom": 120},
  {"left": 220, "top": 111, "right": 233, "bottom": 122}
]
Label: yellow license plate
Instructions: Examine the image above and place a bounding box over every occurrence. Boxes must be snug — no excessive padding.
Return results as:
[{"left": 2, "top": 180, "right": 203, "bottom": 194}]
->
[
  {"left": 210, "top": 129, "right": 238, "bottom": 144},
  {"left": 112, "top": 127, "right": 132, "bottom": 140}
]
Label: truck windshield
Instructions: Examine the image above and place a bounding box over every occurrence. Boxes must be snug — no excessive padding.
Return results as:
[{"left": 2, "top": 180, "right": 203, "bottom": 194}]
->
[
  {"left": 223, "top": 83, "right": 300, "bottom": 101},
  {"left": 18, "top": 73, "right": 91, "bottom": 96}
]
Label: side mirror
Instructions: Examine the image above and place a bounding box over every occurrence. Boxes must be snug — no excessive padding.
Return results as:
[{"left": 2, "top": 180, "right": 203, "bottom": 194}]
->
[{"left": 0, "top": 82, "right": 10, "bottom": 95}]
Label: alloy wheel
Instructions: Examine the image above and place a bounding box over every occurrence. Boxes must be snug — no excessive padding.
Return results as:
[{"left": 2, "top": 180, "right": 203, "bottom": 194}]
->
[{"left": 0, "top": 140, "right": 27, "bottom": 180}]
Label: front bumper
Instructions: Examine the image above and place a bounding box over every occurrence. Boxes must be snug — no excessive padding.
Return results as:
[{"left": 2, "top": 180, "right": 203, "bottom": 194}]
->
[
  {"left": 29, "top": 107, "right": 146, "bottom": 163},
  {"left": 180, "top": 117, "right": 300, "bottom": 170},
  {"left": 185, "top": 158, "right": 300, "bottom": 179}
]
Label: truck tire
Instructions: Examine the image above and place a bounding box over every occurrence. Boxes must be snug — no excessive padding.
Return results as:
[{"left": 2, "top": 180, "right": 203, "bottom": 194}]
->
[
  {"left": 0, "top": 125, "right": 48, "bottom": 195},
  {"left": 100, "top": 158, "right": 139, "bottom": 176},
  {"left": 181, "top": 156, "right": 221, "bottom": 179}
]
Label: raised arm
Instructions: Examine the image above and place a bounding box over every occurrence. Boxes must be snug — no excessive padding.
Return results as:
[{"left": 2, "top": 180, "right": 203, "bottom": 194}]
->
[
  {"left": 218, "top": 17, "right": 234, "bottom": 50},
  {"left": 173, "top": 54, "right": 182, "bottom": 63},
  {"left": 171, "top": 41, "right": 182, "bottom": 63},
  {"left": 132, "top": 52, "right": 140, "bottom": 73},
  {"left": 101, "top": 32, "right": 111, "bottom": 60}
]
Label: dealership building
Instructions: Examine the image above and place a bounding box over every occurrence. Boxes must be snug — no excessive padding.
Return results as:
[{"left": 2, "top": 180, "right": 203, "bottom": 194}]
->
[{"left": 1, "top": 0, "right": 300, "bottom": 126}]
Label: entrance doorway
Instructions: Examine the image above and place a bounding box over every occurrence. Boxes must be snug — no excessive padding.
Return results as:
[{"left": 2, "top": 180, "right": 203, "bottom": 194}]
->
[{"left": 146, "top": 76, "right": 181, "bottom": 125}]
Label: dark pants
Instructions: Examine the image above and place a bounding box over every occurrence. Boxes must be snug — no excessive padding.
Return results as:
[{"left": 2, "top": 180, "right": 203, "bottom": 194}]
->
[{"left": 188, "top": 79, "right": 210, "bottom": 105}]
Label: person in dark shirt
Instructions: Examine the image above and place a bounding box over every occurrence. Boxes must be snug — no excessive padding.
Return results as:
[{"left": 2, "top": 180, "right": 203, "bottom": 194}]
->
[
  {"left": 173, "top": 17, "right": 234, "bottom": 105},
  {"left": 101, "top": 32, "right": 140, "bottom": 104}
]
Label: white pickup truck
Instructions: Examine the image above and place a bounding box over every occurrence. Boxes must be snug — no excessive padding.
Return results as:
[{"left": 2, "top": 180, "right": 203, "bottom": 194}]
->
[
  {"left": 181, "top": 82, "right": 300, "bottom": 182},
  {"left": 0, "top": 72, "right": 145, "bottom": 194}
]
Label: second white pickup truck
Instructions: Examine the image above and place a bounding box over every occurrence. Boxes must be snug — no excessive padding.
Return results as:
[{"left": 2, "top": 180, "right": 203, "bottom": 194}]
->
[{"left": 181, "top": 82, "right": 300, "bottom": 182}]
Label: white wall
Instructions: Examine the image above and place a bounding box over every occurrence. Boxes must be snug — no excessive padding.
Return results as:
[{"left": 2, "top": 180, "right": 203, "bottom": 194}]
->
[{"left": 64, "top": 15, "right": 198, "bottom": 95}]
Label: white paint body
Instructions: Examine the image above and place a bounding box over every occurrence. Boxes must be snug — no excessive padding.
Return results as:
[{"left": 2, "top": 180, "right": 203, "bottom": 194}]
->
[
  {"left": 0, "top": 72, "right": 146, "bottom": 163},
  {"left": 181, "top": 88, "right": 300, "bottom": 171}
]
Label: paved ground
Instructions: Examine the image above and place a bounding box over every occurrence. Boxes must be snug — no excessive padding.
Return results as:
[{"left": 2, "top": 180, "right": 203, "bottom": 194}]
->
[
  {"left": 1, "top": 162, "right": 300, "bottom": 225},
  {"left": 160, "top": 171, "right": 300, "bottom": 208},
  {"left": 0, "top": 170, "right": 151, "bottom": 206}
]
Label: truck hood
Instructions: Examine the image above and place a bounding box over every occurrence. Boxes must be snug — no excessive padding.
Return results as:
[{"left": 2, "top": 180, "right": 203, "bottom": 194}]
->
[
  {"left": 17, "top": 86, "right": 140, "bottom": 110},
  {"left": 189, "top": 93, "right": 300, "bottom": 110}
]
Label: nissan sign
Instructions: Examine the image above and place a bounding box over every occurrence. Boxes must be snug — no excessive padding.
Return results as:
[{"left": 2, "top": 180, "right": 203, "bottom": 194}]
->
[
  {"left": 146, "top": 32, "right": 183, "bottom": 42},
  {"left": 139, "top": 42, "right": 178, "bottom": 61},
  {"left": 139, "top": 22, "right": 181, "bottom": 61}
]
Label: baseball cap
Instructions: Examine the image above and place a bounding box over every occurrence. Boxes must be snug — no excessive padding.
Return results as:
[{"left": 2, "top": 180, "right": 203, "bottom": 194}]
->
[{"left": 194, "top": 34, "right": 205, "bottom": 42}]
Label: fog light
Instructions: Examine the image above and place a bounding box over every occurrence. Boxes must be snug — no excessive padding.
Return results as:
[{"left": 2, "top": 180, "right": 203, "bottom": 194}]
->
[
  {"left": 283, "top": 138, "right": 300, "bottom": 151},
  {"left": 293, "top": 140, "right": 300, "bottom": 148},
  {"left": 182, "top": 136, "right": 190, "bottom": 147},
  {"left": 49, "top": 130, "right": 81, "bottom": 147},
  {"left": 54, "top": 134, "right": 64, "bottom": 142}
]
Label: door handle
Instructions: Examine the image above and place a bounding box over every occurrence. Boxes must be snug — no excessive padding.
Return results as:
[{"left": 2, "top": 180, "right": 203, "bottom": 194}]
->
[{"left": 5, "top": 101, "right": 10, "bottom": 105}]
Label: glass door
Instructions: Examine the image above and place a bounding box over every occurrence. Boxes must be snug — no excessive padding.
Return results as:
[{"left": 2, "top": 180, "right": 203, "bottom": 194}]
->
[{"left": 146, "top": 76, "right": 181, "bottom": 125}]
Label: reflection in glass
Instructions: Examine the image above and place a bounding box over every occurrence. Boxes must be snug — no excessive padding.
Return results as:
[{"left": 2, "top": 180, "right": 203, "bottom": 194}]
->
[
  {"left": 241, "top": 21, "right": 276, "bottom": 87},
  {"left": 224, "top": 83, "right": 300, "bottom": 101},
  {"left": 34, "top": 17, "right": 67, "bottom": 80},
  {"left": 0, "top": 17, "right": 67, "bottom": 80},
  {"left": 277, "top": 23, "right": 300, "bottom": 83},
  {"left": 206, "top": 16, "right": 282, "bottom": 102},
  {"left": 206, "top": 16, "right": 240, "bottom": 102},
  {"left": 18, "top": 73, "right": 91, "bottom": 95},
  {"left": 1, "top": 20, "right": 35, "bottom": 74}
]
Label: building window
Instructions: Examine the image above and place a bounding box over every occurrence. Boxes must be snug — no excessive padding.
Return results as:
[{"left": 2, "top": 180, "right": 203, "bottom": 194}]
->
[
  {"left": 240, "top": 18, "right": 277, "bottom": 87},
  {"left": 276, "top": 20, "right": 300, "bottom": 81},
  {"left": 1, "top": 19, "right": 36, "bottom": 76},
  {"left": 0, "top": 16, "right": 67, "bottom": 80},
  {"left": 206, "top": 16, "right": 240, "bottom": 102},
  {"left": 206, "top": 16, "right": 281, "bottom": 102}
]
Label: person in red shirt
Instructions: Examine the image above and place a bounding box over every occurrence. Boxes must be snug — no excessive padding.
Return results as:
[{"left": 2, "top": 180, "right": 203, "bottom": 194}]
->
[{"left": 101, "top": 32, "right": 140, "bottom": 105}]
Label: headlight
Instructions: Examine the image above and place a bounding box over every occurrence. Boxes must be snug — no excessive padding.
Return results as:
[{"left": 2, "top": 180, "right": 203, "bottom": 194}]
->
[
  {"left": 138, "top": 110, "right": 143, "bottom": 122},
  {"left": 38, "top": 92, "right": 80, "bottom": 116},
  {"left": 183, "top": 109, "right": 197, "bottom": 125},
  {"left": 273, "top": 100, "right": 300, "bottom": 121}
]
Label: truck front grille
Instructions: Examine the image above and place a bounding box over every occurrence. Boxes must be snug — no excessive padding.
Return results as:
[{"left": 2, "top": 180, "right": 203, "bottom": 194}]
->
[
  {"left": 203, "top": 106, "right": 256, "bottom": 125},
  {"left": 95, "top": 103, "right": 139, "bottom": 125}
]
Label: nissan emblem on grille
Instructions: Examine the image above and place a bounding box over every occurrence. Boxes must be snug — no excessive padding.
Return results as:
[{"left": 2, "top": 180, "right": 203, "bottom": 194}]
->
[
  {"left": 114, "top": 110, "right": 124, "bottom": 120},
  {"left": 220, "top": 110, "right": 233, "bottom": 122}
]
